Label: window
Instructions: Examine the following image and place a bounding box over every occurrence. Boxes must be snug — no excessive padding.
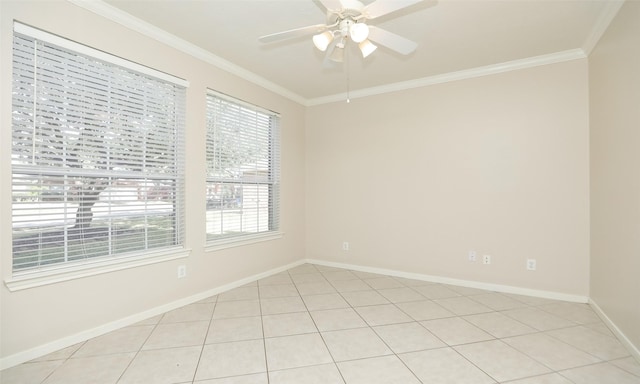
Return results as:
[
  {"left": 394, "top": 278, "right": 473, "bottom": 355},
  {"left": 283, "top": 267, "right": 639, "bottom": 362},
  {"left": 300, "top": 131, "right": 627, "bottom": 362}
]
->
[
  {"left": 11, "top": 23, "right": 187, "bottom": 277},
  {"left": 205, "top": 91, "right": 280, "bottom": 244}
]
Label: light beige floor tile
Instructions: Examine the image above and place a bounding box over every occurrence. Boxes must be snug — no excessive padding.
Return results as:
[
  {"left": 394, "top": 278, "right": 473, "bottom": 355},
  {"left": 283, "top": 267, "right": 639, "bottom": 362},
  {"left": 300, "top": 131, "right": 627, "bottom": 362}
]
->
[
  {"left": 502, "top": 307, "right": 576, "bottom": 331},
  {"left": 195, "top": 340, "right": 266, "bottom": 381},
  {"left": 264, "top": 333, "right": 333, "bottom": 371},
  {"left": 310, "top": 308, "right": 368, "bottom": 331},
  {"left": 162, "top": 303, "right": 215, "bottom": 323},
  {"left": 546, "top": 325, "right": 630, "bottom": 360},
  {"left": 119, "top": 347, "right": 201, "bottom": 384},
  {"left": 470, "top": 293, "right": 529, "bottom": 311},
  {"left": 538, "top": 302, "right": 602, "bottom": 324},
  {"left": 294, "top": 281, "right": 336, "bottom": 295},
  {"left": 504, "top": 333, "right": 601, "bottom": 370},
  {"left": 258, "top": 284, "right": 299, "bottom": 299},
  {"left": 396, "top": 300, "right": 455, "bottom": 321},
  {"left": 213, "top": 300, "right": 261, "bottom": 319},
  {"left": 329, "top": 279, "right": 372, "bottom": 293},
  {"left": 560, "top": 362, "right": 640, "bottom": 384},
  {"left": 321, "top": 271, "right": 359, "bottom": 282},
  {"left": 142, "top": 321, "right": 209, "bottom": 350},
  {"left": 584, "top": 321, "right": 615, "bottom": 337},
  {"left": 373, "top": 322, "right": 445, "bottom": 353},
  {"left": 446, "top": 285, "right": 491, "bottom": 296},
  {"left": 350, "top": 271, "right": 387, "bottom": 279},
  {"left": 195, "top": 373, "right": 268, "bottom": 383},
  {"left": 197, "top": 295, "right": 219, "bottom": 304},
  {"left": 73, "top": 325, "right": 154, "bottom": 357},
  {"left": 392, "top": 277, "right": 434, "bottom": 287},
  {"left": 611, "top": 357, "right": 640, "bottom": 377},
  {"left": 290, "top": 273, "right": 326, "bottom": 284},
  {"left": 44, "top": 353, "right": 134, "bottom": 384},
  {"left": 287, "top": 264, "right": 319, "bottom": 275},
  {"left": 218, "top": 286, "right": 260, "bottom": 302},
  {"left": 434, "top": 296, "right": 493, "bottom": 316},
  {"left": 0, "top": 360, "right": 63, "bottom": 384},
  {"left": 455, "top": 340, "right": 551, "bottom": 382},
  {"left": 421, "top": 317, "right": 493, "bottom": 346},
  {"left": 314, "top": 265, "right": 344, "bottom": 272},
  {"left": 463, "top": 312, "right": 536, "bottom": 338},
  {"left": 262, "top": 312, "right": 317, "bottom": 337},
  {"left": 354, "top": 304, "right": 413, "bottom": 326},
  {"left": 260, "top": 296, "right": 307, "bottom": 315},
  {"left": 133, "top": 314, "right": 163, "bottom": 326},
  {"left": 341, "top": 290, "right": 389, "bottom": 306},
  {"left": 31, "top": 343, "right": 84, "bottom": 362},
  {"left": 207, "top": 316, "right": 263, "bottom": 343},
  {"left": 503, "top": 294, "right": 561, "bottom": 306},
  {"left": 258, "top": 273, "right": 293, "bottom": 286},
  {"left": 363, "top": 277, "right": 404, "bottom": 289},
  {"left": 413, "top": 284, "right": 461, "bottom": 299},
  {"left": 269, "top": 364, "right": 344, "bottom": 384},
  {"left": 322, "top": 327, "right": 392, "bottom": 361},
  {"left": 376, "top": 287, "right": 425, "bottom": 303},
  {"left": 337, "top": 355, "right": 421, "bottom": 384},
  {"left": 504, "top": 373, "right": 574, "bottom": 383},
  {"left": 302, "top": 293, "right": 350, "bottom": 311},
  {"left": 400, "top": 347, "right": 496, "bottom": 384}
]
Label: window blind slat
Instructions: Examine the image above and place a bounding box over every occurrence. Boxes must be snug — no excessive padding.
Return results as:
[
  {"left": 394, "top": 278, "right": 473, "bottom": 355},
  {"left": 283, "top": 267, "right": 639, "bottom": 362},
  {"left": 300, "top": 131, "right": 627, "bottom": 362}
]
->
[
  {"left": 11, "top": 26, "right": 186, "bottom": 275},
  {"left": 205, "top": 92, "right": 279, "bottom": 242}
]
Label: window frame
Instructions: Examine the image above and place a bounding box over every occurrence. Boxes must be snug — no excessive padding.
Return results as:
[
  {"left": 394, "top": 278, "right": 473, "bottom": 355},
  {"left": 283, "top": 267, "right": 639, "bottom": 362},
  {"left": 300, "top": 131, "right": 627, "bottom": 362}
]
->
[
  {"left": 204, "top": 90, "right": 282, "bottom": 250},
  {"left": 6, "top": 23, "right": 190, "bottom": 290}
]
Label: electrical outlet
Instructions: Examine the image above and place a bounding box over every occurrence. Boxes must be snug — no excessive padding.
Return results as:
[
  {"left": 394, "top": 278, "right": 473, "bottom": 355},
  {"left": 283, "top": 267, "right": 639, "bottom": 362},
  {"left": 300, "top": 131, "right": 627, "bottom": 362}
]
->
[
  {"left": 177, "top": 265, "right": 187, "bottom": 278},
  {"left": 468, "top": 250, "right": 477, "bottom": 262},
  {"left": 342, "top": 241, "right": 349, "bottom": 251},
  {"left": 527, "top": 259, "right": 537, "bottom": 271},
  {"left": 483, "top": 255, "right": 491, "bottom": 265}
]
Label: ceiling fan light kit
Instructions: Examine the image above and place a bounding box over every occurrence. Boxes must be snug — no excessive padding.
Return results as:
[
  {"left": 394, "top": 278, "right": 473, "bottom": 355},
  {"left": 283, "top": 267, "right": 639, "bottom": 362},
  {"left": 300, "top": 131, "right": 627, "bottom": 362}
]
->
[{"left": 259, "top": 0, "right": 424, "bottom": 62}]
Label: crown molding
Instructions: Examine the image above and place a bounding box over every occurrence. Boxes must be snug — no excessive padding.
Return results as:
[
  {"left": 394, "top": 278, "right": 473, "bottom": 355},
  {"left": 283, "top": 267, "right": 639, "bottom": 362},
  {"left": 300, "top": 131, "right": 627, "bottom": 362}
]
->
[
  {"left": 66, "top": 0, "right": 308, "bottom": 106},
  {"left": 67, "top": 0, "right": 597, "bottom": 108},
  {"left": 306, "top": 49, "right": 587, "bottom": 106},
  {"left": 582, "top": 0, "right": 625, "bottom": 55}
]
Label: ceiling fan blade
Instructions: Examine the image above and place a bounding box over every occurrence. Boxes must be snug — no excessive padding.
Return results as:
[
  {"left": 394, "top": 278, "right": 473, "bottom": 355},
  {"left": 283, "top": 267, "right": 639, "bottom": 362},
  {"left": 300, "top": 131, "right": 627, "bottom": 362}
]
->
[
  {"left": 364, "top": 0, "right": 423, "bottom": 19},
  {"left": 259, "top": 24, "right": 328, "bottom": 43},
  {"left": 367, "top": 25, "right": 418, "bottom": 55},
  {"left": 318, "top": 0, "right": 343, "bottom": 12}
]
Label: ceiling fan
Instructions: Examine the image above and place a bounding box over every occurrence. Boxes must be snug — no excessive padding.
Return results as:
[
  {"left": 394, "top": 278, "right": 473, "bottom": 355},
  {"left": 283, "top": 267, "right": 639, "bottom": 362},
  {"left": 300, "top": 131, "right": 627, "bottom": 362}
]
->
[{"left": 259, "top": 0, "right": 424, "bottom": 63}]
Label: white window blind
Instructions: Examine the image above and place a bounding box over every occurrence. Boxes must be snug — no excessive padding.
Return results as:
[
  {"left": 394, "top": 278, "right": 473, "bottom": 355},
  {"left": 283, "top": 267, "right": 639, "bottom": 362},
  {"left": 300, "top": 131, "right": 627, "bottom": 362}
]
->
[
  {"left": 11, "top": 24, "right": 187, "bottom": 275},
  {"left": 205, "top": 91, "right": 280, "bottom": 243}
]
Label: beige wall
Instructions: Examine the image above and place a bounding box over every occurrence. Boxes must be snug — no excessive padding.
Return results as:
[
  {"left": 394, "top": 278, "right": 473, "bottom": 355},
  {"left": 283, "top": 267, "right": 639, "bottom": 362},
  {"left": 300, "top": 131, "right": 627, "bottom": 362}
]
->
[
  {"left": 306, "top": 59, "right": 591, "bottom": 296},
  {"left": 0, "top": 1, "right": 306, "bottom": 360},
  {"left": 589, "top": 1, "right": 640, "bottom": 352}
]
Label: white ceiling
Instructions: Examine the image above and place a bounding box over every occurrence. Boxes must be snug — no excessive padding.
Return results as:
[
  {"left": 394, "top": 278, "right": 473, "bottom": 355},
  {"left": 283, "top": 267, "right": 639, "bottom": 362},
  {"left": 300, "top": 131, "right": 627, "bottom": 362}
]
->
[{"left": 92, "top": 0, "right": 619, "bottom": 105}]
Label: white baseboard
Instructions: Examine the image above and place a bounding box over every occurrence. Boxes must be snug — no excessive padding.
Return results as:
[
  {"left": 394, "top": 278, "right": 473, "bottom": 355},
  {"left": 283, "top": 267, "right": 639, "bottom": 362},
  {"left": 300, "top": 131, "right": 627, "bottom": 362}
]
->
[
  {"left": 0, "top": 259, "right": 305, "bottom": 371},
  {"left": 306, "top": 258, "right": 589, "bottom": 303},
  {"left": 589, "top": 298, "right": 640, "bottom": 363}
]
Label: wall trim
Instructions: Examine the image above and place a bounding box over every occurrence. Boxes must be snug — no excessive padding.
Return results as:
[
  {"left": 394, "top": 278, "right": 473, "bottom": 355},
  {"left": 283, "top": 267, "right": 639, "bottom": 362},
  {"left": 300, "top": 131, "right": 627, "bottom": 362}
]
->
[
  {"left": 306, "top": 49, "right": 587, "bottom": 105},
  {"left": 589, "top": 298, "right": 640, "bottom": 364},
  {"left": 582, "top": 0, "right": 625, "bottom": 55},
  {"left": 66, "top": 0, "right": 307, "bottom": 106},
  {"left": 66, "top": 0, "right": 590, "bottom": 107},
  {"left": 0, "top": 259, "right": 305, "bottom": 371},
  {"left": 306, "top": 258, "right": 589, "bottom": 303}
]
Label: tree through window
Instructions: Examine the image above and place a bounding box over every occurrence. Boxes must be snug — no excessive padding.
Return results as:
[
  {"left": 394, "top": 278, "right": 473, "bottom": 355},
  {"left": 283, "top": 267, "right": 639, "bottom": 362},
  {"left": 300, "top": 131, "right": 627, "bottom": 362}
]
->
[{"left": 11, "top": 24, "right": 187, "bottom": 273}]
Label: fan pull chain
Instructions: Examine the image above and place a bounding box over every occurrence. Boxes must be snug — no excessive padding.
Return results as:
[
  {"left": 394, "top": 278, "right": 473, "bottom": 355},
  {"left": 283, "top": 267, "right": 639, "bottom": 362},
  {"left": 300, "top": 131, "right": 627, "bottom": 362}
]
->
[{"left": 346, "top": 40, "right": 351, "bottom": 103}]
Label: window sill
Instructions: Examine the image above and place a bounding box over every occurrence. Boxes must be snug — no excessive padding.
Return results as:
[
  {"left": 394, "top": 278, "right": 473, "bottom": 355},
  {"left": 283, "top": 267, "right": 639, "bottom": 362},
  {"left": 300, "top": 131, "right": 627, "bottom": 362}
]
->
[
  {"left": 4, "top": 247, "right": 191, "bottom": 292},
  {"left": 205, "top": 232, "right": 283, "bottom": 253}
]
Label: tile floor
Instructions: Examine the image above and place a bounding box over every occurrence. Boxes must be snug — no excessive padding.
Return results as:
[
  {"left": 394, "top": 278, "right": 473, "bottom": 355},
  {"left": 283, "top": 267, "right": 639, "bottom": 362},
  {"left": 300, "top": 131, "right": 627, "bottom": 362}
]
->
[{"left": 3, "top": 263, "right": 640, "bottom": 384}]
